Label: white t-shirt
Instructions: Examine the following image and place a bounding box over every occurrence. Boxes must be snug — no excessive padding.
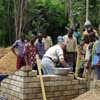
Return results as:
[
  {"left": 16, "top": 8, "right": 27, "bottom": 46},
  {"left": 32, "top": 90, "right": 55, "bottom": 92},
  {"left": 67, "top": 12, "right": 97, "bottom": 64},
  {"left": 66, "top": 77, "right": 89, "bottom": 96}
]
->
[{"left": 44, "top": 44, "right": 64, "bottom": 63}]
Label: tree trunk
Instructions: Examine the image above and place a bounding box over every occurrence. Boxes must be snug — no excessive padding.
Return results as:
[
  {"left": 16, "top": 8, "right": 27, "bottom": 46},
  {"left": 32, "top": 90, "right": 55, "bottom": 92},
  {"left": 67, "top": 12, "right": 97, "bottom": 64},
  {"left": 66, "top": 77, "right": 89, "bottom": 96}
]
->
[
  {"left": 69, "top": 0, "right": 73, "bottom": 27},
  {"left": 13, "top": 0, "right": 28, "bottom": 39},
  {"left": 86, "top": 0, "right": 89, "bottom": 21},
  {"left": 65, "top": 0, "right": 73, "bottom": 27}
]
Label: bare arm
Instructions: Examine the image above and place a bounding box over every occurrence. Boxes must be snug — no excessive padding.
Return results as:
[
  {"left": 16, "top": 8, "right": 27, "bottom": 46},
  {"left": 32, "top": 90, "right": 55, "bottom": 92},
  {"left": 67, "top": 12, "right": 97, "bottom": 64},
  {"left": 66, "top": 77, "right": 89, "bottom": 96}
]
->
[
  {"left": 11, "top": 47, "right": 17, "bottom": 57},
  {"left": 60, "top": 58, "right": 67, "bottom": 68}
]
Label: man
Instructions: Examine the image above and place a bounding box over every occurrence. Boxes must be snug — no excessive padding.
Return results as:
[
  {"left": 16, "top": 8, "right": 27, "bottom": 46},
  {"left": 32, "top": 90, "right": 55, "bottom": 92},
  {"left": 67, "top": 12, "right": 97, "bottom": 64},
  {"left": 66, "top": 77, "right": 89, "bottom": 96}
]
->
[
  {"left": 11, "top": 35, "right": 25, "bottom": 70},
  {"left": 35, "top": 33, "right": 45, "bottom": 59},
  {"left": 64, "top": 28, "right": 78, "bottom": 72},
  {"left": 42, "top": 33, "right": 53, "bottom": 51},
  {"left": 73, "top": 27, "right": 82, "bottom": 45},
  {"left": 83, "top": 21, "right": 98, "bottom": 41},
  {"left": 41, "top": 36, "right": 67, "bottom": 75}
]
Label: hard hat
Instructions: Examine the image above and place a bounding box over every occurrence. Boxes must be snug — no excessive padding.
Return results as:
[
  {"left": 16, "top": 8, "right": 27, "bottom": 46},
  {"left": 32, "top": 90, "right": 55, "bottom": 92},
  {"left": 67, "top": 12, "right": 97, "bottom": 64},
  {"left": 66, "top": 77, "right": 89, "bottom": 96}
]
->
[
  {"left": 84, "top": 20, "right": 91, "bottom": 27},
  {"left": 57, "top": 36, "right": 64, "bottom": 43}
]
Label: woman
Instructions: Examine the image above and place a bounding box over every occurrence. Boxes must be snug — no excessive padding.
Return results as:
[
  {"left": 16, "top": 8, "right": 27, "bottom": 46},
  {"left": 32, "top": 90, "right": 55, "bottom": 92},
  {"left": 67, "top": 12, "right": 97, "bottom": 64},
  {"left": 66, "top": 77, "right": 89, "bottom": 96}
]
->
[{"left": 24, "top": 36, "right": 38, "bottom": 70}]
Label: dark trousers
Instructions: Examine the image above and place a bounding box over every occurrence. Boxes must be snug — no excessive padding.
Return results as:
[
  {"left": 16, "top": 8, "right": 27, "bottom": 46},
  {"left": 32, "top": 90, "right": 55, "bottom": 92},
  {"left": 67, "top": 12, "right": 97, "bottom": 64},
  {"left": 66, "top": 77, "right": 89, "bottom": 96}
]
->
[{"left": 66, "top": 52, "right": 77, "bottom": 72}]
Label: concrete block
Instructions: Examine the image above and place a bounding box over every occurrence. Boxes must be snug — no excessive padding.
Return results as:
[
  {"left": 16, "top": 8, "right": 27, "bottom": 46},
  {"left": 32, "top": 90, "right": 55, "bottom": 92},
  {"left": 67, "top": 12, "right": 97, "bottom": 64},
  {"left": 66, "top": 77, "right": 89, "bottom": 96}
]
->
[
  {"left": 15, "top": 71, "right": 28, "bottom": 77},
  {"left": 79, "top": 89, "right": 87, "bottom": 95},
  {"left": 20, "top": 66, "right": 32, "bottom": 72},
  {"left": 28, "top": 71, "right": 37, "bottom": 77},
  {"left": 42, "top": 75, "right": 57, "bottom": 81},
  {"left": 79, "top": 79, "right": 87, "bottom": 84},
  {"left": 71, "top": 80, "right": 79, "bottom": 84},
  {"left": 32, "top": 77, "right": 40, "bottom": 82},
  {"left": 79, "top": 84, "right": 87, "bottom": 89},
  {"left": 73, "top": 84, "right": 80, "bottom": 89},
  {"left": 71, "top": 90, "right": 79, "bottom": 95}
]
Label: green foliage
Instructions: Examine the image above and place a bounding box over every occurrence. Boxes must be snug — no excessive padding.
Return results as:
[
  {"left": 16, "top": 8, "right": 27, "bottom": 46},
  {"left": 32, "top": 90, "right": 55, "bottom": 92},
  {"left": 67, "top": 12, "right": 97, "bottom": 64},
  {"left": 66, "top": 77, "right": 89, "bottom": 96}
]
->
[
  {"left": 26, "top": 0, "right": 66, "bottom": 36},
  {"left": 0, "top": 0, "right": 100, "bottom": 46},
  {"left": 0, "top": 0, "right": 14, "bottom": 46}
]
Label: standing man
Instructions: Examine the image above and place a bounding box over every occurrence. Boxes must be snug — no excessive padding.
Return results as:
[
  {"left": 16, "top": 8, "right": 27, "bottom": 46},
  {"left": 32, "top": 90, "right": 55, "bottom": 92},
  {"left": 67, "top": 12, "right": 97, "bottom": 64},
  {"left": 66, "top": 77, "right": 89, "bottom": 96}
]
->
[
  {"left": 83, "top": 21, "right": 98, "bottom": 41},
  {"left": 42, "top": 33, "right": 53, "bottom": 52},
  {"left": 73, "top": 28, "right": 82, "bottom": 45},
  {"left": 41, "top": 36, "right": 67, "bottom": 75},
  {"left": 35, "top": 33, "right": 45, "bottom": 59},
  {"left": 64, "top": 28, "right": 78, "bottom": 72},
  {"left": 11, "top": 35, "right": 25, "bottom": 70}
]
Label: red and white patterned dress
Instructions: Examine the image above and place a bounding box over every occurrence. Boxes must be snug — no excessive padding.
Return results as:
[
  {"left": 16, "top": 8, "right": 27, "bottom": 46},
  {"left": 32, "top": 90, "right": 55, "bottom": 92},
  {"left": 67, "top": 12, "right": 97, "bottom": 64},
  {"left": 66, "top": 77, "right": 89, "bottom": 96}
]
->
[{"left": 24, "top": 43, "right": 38, "bottom": 69}]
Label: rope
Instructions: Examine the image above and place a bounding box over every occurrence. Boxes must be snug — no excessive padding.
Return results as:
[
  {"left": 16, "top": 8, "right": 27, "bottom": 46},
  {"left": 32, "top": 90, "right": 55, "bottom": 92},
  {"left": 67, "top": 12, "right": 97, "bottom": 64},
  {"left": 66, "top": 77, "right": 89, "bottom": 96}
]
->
[{"left": 36, "top": 55, "right": 47, "bottom": 100}]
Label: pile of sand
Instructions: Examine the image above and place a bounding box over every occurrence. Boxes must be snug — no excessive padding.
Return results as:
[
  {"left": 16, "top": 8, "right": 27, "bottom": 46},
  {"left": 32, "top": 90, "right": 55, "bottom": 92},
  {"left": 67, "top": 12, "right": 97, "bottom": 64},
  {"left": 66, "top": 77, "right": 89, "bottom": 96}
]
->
[
  {"left": 0, "top": 51, "right": 16, "bottom": 73},
  {"left": 0, "top": 48, "right": 10, "bottom": 59},
  {"left": 73, "top": 89, "right": 100, "bottom": 100}
]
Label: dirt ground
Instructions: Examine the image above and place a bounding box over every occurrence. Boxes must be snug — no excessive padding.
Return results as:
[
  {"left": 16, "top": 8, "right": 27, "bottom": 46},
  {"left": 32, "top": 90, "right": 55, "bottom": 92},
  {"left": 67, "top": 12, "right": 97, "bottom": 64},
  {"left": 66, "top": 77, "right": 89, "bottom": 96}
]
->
[
  {"left": 0, "top": 48, "right": 16, "bottom": 73},
  {"left": 73, "top": 89, "right": 100, "bottom": 100}
]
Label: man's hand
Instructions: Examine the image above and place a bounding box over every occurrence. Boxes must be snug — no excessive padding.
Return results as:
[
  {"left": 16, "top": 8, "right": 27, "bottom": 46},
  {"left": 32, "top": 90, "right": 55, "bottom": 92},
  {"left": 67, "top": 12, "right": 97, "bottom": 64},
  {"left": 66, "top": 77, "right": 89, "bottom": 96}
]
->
[{"left": 60, "top": 58, "right": 67, "bottom": 68}]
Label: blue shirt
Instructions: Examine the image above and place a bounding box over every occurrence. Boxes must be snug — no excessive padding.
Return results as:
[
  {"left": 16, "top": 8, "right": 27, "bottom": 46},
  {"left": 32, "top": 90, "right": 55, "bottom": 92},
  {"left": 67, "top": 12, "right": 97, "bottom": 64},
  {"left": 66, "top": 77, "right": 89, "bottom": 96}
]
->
[
  {"left": 36, "top": 41, "right": 45, "bottom": 59},
  {"left": 12, "top": 40, "right": 25, "bottom": 57}
]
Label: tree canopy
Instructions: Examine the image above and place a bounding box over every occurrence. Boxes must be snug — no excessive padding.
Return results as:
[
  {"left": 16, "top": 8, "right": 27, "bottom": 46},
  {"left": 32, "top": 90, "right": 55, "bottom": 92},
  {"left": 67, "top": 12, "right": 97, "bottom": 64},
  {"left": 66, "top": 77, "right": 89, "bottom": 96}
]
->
[{"left": 0, "top": 0, "right": 100, "bottom": 46}]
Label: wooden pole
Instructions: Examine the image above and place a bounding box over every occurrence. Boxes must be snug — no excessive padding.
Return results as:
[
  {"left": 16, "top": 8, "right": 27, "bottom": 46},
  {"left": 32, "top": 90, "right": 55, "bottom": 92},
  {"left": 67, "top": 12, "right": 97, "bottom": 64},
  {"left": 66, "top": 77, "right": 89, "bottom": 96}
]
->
[
  {"left": 65, "top": 0, "right": 67, "bottom": 20},
  {"left": 36, "top": 55, "right": 47, "bottom": 100},
  {"left": 69, "top": 0, "right": 73, "bottom": 27},
  {"left": 86, "top": 0, "right": 89, "bottom": 21}
]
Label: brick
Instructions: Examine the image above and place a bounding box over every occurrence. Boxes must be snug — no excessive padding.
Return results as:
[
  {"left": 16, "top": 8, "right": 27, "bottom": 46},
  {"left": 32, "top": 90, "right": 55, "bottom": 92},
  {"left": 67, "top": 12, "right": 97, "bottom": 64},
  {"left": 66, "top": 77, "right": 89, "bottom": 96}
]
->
[
  {"left": 79, "top": 89, "right": 87, "bottom": 95},
  {"left": 22, "top": 77, "right": 36, "bottom": 83},
  {"left": 71, "top": 90, "right": 79, "bottom": 95},
  {"left": 42, "top": 75, "right": 57, "bottom": 81},
  {"left": 71, "top": 80, "right": 79, "bottom": 84},
  {"left": 20, "top": 66, "right": 32, "bottom": 72},
  {"left": 79, "top": 79, "right": 87, "bottom": 84},
  {"left": 28, "top": 71, "right": 37, "bottom": 77},
  {"left": 58, "top": 86, "right": 68, "bottom": 91},
  {"left": 44, "top": 81, "right": 55, "bottom": 87},
  {"left": 45, "top": 86, "right": 57, "bottom": 92},
  {"left": 15, "top": 71, "right": 29, "bottom": 77},
  {"left": 63, "top": 90, "right": 72, "bottom": 95},
  {"left": 32, "top": 77, "right": 40, "bottom": 82},
  {"left": 8, "top": 75, "right": 13, "bottom": 79},
  {"left": 79, "top": 84, "right": 87, "bottom": 89},
  {"left": 1, "top": 83, "right": 8, "bottom": 88},
  {"left": 73, "top": 84, "right": 80, "bottom": 89},
  {"left": 46, "top": 92, "right": 55, "bottom": 97}
]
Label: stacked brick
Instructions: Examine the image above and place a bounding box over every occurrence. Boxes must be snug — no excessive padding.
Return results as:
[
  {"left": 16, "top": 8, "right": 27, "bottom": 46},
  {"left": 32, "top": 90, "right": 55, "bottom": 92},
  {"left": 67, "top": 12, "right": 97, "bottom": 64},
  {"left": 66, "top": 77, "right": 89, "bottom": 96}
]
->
[{"left": 1, "top": 66, "right": 87, "bottom": 100}]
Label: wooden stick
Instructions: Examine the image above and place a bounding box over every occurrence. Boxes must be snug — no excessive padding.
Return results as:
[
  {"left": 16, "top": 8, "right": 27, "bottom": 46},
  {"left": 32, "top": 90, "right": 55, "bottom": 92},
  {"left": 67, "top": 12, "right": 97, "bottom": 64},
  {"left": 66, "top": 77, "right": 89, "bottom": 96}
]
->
[{"left": 36, "top": 55, "right": 47, "bottom": 100}]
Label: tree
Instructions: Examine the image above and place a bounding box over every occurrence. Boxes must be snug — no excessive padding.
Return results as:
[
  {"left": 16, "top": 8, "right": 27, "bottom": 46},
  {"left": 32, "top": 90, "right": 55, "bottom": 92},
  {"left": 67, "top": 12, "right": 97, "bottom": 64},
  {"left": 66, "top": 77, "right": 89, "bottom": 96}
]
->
[{"left": 13, "top": 0, "right": 28, "bottom": 39}]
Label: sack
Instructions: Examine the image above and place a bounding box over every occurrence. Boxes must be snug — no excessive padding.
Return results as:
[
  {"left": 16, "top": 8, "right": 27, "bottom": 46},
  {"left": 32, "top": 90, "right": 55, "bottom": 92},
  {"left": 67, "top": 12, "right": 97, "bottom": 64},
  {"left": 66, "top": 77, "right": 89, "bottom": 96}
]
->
[
  {"left": 92, "top": 54, "right": 99, "bottom": 66},
  {"left": 96, "top": 41, "right": 100, "bottom": 54}
]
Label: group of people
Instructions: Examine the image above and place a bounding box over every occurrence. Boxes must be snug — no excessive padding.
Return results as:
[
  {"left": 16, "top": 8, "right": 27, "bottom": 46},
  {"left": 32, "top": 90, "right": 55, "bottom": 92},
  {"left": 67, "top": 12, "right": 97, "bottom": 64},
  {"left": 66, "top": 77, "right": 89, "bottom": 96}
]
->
[
  {"left": 11, "top": 23, "right": 100, "bottom": 80},
  {"left": 11, "top": 33, "right": 52, "bottom": 70},
  {"left": 79, "top": 22, "right": 100, "bottom": 80}
]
